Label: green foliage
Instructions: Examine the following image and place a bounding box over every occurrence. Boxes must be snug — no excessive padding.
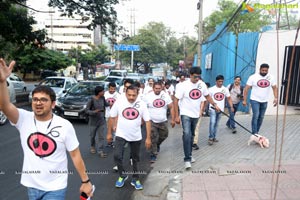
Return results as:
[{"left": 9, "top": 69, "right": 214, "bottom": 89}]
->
[
  {"left": 48, "top": 0, "right": 119, "bottom": 35},
  {"left": 15, "top": 45, "right": 73, "bottom": 75},
  {"left": 203, "top": 0, "right": 272, "bottom": 40},
  {"left": 117, "top": 22, "right": 197, "bottom": 72},
  {"left": 0, "top": 1, "right": 48, "bottom": 47},
  {"left": 68, "top": 44, "right": 111, "bottom": 67}
]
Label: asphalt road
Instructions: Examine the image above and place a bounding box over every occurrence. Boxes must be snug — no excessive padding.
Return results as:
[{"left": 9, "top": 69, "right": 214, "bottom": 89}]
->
[{"left": 0, "top": 105, "right": 152, "bottom": 200}]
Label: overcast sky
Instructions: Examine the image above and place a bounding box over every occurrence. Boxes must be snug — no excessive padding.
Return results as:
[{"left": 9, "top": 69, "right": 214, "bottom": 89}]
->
[{"left": 115, "top": 0, "right": 300, "bottom": 38}]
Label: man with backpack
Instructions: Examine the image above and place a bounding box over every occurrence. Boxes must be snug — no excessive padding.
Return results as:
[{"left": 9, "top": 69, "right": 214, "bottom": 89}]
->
[
  {"left": 86, "top": 86, "right": 109, "bottom": 157},
  {"left": 226, "top": 76, "right": 244, "bottom": 134}
]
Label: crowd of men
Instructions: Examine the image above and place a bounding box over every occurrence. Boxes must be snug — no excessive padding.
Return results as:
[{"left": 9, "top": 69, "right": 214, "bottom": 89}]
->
[{"left": 0, "top": 58, "right": 277, "bottom": 199}]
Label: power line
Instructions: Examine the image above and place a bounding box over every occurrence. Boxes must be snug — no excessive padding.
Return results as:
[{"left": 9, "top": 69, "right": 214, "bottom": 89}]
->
[
  {"left": 202, "top": 0, "right": 249, "bottom": 45},
  {"left": 12, "top": 0, "right": 55, "bottom": 13}
]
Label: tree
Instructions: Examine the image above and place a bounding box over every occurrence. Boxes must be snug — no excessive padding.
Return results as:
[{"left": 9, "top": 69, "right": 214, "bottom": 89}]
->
[
  {"left": 202, "top": 0, "right": 271, "bottom": 40},
  {"left": 0, "top": 1, "right": 48, "bottom": 59},
  {"left": 117, "top": 22, "right": 197, "bottom": 73},
  {"left": 15, "top": 45, "right": 73, "bottom": 79},
  {"left": 48, "top": 0, "right": 119, "bottom": 35}
]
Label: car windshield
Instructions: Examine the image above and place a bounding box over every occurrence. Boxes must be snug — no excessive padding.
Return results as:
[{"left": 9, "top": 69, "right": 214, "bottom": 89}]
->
[
  {"left": 105, "top": 77, "right": 123, "bottom": 83},
  {"left": 40, "top": 78, "right": 65, "bottom": 88},
  {"left": 109, "top": 71, "right": 123, "bottom": 76},
  {"left": 68, "top": 82, "right": 105, "bottom": 95}
]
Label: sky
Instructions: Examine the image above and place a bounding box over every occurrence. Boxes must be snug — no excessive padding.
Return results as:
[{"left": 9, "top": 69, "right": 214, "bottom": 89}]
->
[{"left": 115, "top": 0, "right": 300, "bottom": 38}]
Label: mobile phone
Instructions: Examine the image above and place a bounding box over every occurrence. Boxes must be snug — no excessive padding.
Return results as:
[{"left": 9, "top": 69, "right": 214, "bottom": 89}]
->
[{"left": 80, "top": 185, "right": 95, "bottom": 200}]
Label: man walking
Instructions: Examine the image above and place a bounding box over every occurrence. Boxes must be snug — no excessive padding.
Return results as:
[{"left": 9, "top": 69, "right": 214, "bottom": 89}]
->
[
  {"left": 107, "top": 85, "right": 151, "bottom": 190},
  {"left": 242, "top": 63, "right": 278, "bottom": 135},
  {"left": 144, "top": 81, "right": 175, "bottom": 162},
  {"left": 226, "top": 76, "right": 244, "bottom": 134},
  {"left": 0, "top": 59, "right": 93, "bottom": 199},
  {"left": 86, "top": 85, "right": 109, "bottom": 158},
  {"left": 208, "top": 75, "right": 234, "bottom": 145},
  {"left": 174, "top": 67, "right": 220, "bottom": 170},
  {"left": 104, "top": 82, "right": 120, "bottom": 146}
]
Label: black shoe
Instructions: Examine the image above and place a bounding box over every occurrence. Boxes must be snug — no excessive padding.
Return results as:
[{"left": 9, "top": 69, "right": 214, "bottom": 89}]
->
[
  {"left": 192, "top": 144, "right": 199, "bottom": 150},
  {"left": 232, "top": 128, "right": 237, "bottom": 134},
  {"left": 157, "top": 145, "right": 160, "bottom": 153}
]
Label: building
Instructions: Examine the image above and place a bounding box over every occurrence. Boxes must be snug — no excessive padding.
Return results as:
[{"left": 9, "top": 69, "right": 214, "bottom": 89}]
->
[{"left": 26, "top": 0, "right": 110, "bottom": 52}]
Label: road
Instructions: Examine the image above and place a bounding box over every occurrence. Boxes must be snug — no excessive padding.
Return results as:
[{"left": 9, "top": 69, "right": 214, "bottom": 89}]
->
[{"left": 0, "top": 105, "right": 152, "bottom": 200}]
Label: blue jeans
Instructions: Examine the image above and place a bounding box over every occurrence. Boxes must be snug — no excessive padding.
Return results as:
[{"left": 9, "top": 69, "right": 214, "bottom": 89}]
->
[
  {"left": 226, "top": 103, "right": 240, "bottom": 129},
  {"left": 27, "top": 187, "right": 67, "bottom": 200},
  {"left": 209, "top": 109, "right": 222, "bottom": 139},
  {"left": 250, "top": 100, "right": 268, "bottom": 134},
  {"left": 181, "top": 115, "right": 199, "bottom": 162}
]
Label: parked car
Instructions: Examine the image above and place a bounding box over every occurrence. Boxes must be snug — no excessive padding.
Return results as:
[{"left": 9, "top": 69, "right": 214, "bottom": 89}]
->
[
  {"left": 8, "top": 73, "right": 26, "bottom": 93},
  {"left": 104, "top": 76, "right": 124, "bottom": 87},
  {"left": 54, "top": 81, "right": 107, "bottom": 122},
  {"left": 108, "top": 70, "right": 127, "bottom": 77},
  {"left": 0, "top": 78, "right": 16, "bottom": 125},
  {"left": 29, "top": 76, "right": 77, "bottom": 102}
]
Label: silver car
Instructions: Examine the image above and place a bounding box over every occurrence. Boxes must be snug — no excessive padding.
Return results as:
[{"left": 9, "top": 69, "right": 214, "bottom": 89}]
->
[
  {"left": 9, "top": 73, "right": 26, "bottom": 93},
  {"left": 0, "top": 78, "right": 16, "bottom": 125},
  {"left": 29, "top": 76, "right": 77, "bottom": 102}
]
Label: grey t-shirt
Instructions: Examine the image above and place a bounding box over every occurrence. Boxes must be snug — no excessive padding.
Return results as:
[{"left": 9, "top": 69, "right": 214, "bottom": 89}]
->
[{"left": 86, "top": 96, "right": 108, "bottom": 125}]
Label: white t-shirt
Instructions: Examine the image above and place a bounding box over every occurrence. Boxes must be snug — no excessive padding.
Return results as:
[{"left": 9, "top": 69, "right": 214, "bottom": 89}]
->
[
  {"left": 144, "top": 91, "right": 172, "bottom": 123},
  {"left": 166, "top": 84, "right": 175, "bottom": 96},
  {"left": 110, "top": 97, "right": 150, "bottom": 141},
  {"left": 143, "top": 85, "right": 153, "bottom": 95},
  {"left": 13, "top": 109, "right": 79, "bottom": 191},
  {"left": 209, "top": 85, "right": 230, "bottom": 112},
  {"left": 246, "top": 73, "right": 276, "bottom": 102},
  {"left": 104, "top": 91, "right": 120, "bottom": 118},
  {"left": 175, "top": 80, "right": 209, "bottom": 118}
]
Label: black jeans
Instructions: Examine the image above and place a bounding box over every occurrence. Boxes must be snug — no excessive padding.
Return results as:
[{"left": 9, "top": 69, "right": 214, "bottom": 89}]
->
[{"left": 114, "top": 136, "right": 141, "bottom": 180}]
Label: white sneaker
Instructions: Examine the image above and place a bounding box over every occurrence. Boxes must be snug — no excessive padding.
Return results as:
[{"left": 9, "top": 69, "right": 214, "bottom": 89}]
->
[
  {"left": 113, "top": 165, "right": 118, "bottom": 171},
  {"left": 130, "top": 158, "right": 133, "bottom": 166},
  {"left": 191, "top": 157, "right": 196, "bottom": 163},
  {"left": 185, "top": 161, "right": 191, "bottom": 169}
]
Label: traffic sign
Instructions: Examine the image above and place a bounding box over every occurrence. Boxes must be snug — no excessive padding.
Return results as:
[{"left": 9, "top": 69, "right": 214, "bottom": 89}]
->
[{"left": 114, "top": 44, "right": 140, "bottom": 51}]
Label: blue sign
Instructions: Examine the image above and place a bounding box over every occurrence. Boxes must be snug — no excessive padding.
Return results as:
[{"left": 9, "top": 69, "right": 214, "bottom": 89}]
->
[{"left": 114, "top": 44, "right": 140, "bottom": 51}]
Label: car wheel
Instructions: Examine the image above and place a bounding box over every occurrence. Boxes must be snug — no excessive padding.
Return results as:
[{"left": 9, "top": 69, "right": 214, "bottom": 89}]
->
[{"left": 0, "top": 111, "right": 7, "bottom": 125}]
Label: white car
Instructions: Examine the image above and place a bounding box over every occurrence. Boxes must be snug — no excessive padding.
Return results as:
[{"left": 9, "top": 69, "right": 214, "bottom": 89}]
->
[
  {"left": 0, "top": 78, "right": 16, "bottom": 125},
  {"left": 29, "top": 76, "right": 78, "bottom": 102},
  {"left": 9, "top": 73, "right": 26, "bottom": 93}
]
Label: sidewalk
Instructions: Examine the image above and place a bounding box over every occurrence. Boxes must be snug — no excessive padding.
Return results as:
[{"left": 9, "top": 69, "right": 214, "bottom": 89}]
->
[{"left": 133, "top": 114, "right": 300, "bottom": 200}]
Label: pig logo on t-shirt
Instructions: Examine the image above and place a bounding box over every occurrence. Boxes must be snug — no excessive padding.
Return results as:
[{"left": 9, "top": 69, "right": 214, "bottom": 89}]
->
[
  {"left": 214, "top": 92, "right": 225, "bottom": 101},
  {"left": 189, "top": 89, "right": 202, "bottom": 100},
  {"left": 27, "top": 126, "right": 61, "bottom": 158},
  {"left": 122, "top": 101, "right": 140, "bottom": 120},
  {"left": 257, "top": 79, "right": 270, "bottom": 88},
  {"left": 106, "top": 97, "right": 116, "bottom": 105},
  {"left": 153, "top": 99, "right": 166, "bottom": 108}
]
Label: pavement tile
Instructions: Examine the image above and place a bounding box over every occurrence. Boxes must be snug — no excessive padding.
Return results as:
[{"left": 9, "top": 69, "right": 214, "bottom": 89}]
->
[
  {"left": 231, "top": 190, "right": 260, "bottom": 200},
  {"left": 183, "top": 191, "right": 207, "bottom": 200},
  {"left": 206, "top": 190, "right": 233, "bottom": 200},
  {"left": 255, "top": 189, "right": 288, "bottom": 200},
  {"left": 182, "top": 175, "right": 205, "bottom": 192},
  {"left": 281, "top": 188, "right": 300, "bottom": 199},
  {"left": 223, "top": 175, "right": 253, "bottom": 190}
]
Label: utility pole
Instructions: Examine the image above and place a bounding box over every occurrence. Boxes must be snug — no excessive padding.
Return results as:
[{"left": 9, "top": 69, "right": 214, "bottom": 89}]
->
[
  {"left": 129, "top": 8, "right": 136, "bottom": 36},
  {"left": 179, "top": 31, "right": 188, "bottom": 69},
  {"left": 197, "top": 0, "right": 203, "bottom": 67}
]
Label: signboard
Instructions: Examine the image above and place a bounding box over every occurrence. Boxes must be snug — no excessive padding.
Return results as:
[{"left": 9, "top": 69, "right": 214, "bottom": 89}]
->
[
  {"left": 114, "top": 44, "right": 140, "bottom": 51},
  {"left": 205, "top": 53, "right": 212, "bottom": 69}
]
